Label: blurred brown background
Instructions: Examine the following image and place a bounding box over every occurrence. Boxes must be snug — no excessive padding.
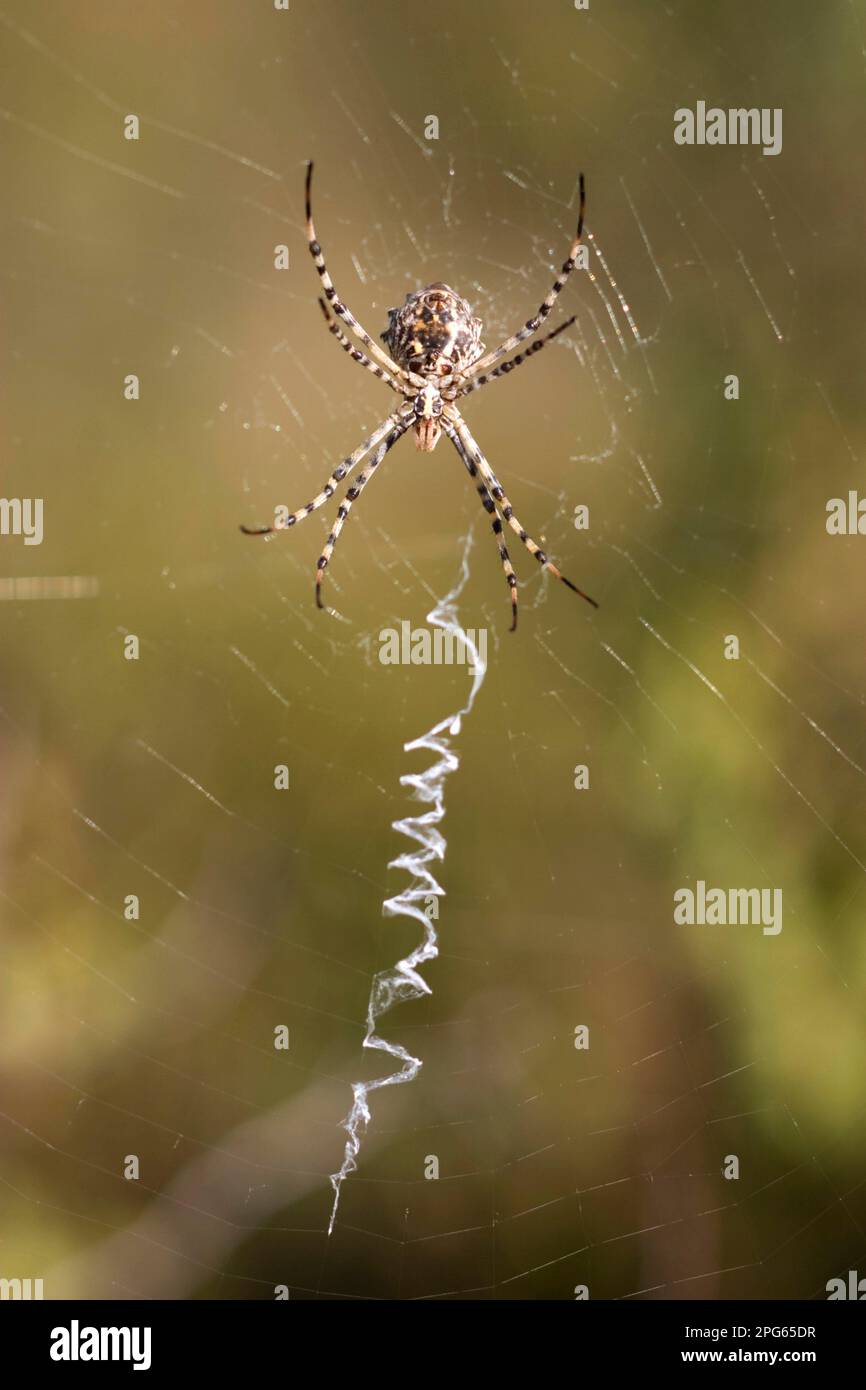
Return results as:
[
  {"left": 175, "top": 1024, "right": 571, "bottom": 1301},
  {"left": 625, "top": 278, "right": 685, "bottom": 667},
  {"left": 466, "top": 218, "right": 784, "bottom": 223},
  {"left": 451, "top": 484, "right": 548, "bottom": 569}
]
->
[{"left": 1, "top": 0, "right": 865, "bottom": 1299}]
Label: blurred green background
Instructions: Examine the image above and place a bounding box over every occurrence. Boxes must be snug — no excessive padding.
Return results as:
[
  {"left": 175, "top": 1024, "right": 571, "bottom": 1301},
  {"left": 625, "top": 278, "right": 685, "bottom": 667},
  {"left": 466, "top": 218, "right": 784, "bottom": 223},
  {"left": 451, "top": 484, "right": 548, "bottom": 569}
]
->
[{"left": 1, "top": 0, "right": 865, "bottom": 1300}]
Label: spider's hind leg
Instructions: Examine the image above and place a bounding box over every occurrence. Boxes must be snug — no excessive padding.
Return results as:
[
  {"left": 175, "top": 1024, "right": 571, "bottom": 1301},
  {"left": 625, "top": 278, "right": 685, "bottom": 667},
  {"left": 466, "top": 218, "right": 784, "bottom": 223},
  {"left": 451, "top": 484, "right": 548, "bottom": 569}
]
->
[
  {"left": 305, "top": 161, "right": 404, "bottom": 380},
  {"left": 463, "top": 174, "right": 587, "bottom": 380},
  {"left": 317, "top": 299, "right": 407, "bottom": 397}
]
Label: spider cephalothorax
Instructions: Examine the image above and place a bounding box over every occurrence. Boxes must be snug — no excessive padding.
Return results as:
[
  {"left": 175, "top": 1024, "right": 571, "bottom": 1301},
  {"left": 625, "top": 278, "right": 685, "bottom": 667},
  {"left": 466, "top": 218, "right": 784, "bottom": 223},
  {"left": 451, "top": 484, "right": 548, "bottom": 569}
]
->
[
  {"left": 410, "top": 381, "right": 445, "bottom": 453},
  {"left": 382, "top": 283, "right": 484, "bottom": 380},
  {"left": 241, "top": 162, "right": 597, "bottom": 631}
]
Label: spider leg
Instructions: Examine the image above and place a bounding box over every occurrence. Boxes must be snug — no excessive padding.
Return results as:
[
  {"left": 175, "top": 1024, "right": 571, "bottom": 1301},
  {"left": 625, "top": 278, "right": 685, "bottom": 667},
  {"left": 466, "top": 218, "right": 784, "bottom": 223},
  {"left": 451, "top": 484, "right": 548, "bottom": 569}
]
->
[
  {"left": 464, "top": 174, "right": 586, "bottom": 380},
  {"left": 443, "top": 420, "right": 519, "bottom": 630},
  {"left": 305, "top": 161, "right": 404, "bottom": 380},
  {"left": 316, "top": 416, "right": 412, "bottom": 608},
  {"left": 240, "top": 412, "right": 404, "bottom": 537},
  {"left": 457, "top": 316, "right": 575, "bottom": 399},
  {"left": 449, "top": 409, "right": 598, "bottom": 611},
  {"left": 317, "top": 299, "right": 407, "bottom": 397}
]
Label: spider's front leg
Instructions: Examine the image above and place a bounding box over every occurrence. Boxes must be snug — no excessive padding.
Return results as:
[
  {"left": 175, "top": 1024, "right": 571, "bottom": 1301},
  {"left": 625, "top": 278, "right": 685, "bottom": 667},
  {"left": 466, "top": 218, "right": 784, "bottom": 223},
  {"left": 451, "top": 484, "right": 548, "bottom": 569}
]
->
[
  {"left": 240, "top": 413, "right": 403, "bottom": 538},
  {"left": 315, "top": 415, "right": 412, "bottom": 609},
  {"left": 447, "top": 407, "right": 598, "bottom": 620},
  {"left": 443, "top": 418, "right": 519, "bottom": 630}
]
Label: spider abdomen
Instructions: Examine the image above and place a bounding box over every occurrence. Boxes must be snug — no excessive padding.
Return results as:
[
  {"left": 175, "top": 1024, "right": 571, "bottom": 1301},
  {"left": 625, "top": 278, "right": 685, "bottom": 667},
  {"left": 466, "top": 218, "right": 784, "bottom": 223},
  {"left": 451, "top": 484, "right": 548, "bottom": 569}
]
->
[{"left": 382, "top": 282, "right": 484, "bottom": 377}]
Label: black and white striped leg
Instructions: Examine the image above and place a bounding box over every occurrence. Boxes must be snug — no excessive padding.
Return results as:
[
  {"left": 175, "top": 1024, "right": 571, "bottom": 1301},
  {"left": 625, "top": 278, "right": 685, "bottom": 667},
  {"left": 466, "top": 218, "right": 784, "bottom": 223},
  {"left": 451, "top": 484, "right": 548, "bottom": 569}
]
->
[
  {"left": 240, "top": 413, "right": 402, "bottom": 537},
  {"left": 317, "top": 299, "right": 407, "bottom": 397},
  {"left": 305, "top": 161, "right": 404, "bottom": 380},
  {"left": 466, "top": 174, "right": 586, "bottom": 379},
  {"left": 316, "top": 418, "right": 411, "bottom": 609},
  {"left": 458, "top": 317, "right": 576, "bottom": 398},
  {"left": 444, "top": 422, "right": 519, "bottom": 630},
  {"left": 451, "top": 412, "right": 598, "bottom": 611}
]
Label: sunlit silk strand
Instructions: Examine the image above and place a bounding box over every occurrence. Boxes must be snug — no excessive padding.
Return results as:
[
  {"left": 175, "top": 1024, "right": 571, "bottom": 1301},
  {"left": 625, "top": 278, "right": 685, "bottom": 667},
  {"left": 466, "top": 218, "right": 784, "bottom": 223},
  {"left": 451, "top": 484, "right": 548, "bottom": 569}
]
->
[{"left": 328, "top": 537, "right": 487, "bottom": 1234}]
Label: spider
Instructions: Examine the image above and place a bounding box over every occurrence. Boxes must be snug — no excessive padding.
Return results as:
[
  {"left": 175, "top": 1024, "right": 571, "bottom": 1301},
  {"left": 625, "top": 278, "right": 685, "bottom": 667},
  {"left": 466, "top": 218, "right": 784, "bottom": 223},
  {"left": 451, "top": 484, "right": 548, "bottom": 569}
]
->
[{"left": 241, "top": 162, "right": 597, "bottom": 631}]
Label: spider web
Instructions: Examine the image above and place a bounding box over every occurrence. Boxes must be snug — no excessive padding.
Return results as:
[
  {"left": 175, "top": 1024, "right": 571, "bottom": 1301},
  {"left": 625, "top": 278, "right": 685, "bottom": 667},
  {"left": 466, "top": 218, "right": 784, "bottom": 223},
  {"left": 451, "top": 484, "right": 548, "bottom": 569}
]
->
[{"left": 1, "top": 0, "right": 865, "bottom": 1301}]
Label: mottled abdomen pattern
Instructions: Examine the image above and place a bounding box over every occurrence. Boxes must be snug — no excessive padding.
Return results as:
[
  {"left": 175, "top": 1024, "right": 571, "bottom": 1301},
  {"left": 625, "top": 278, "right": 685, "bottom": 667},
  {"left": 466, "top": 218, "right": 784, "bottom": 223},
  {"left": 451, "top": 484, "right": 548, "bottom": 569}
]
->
[{"left": 381, "top": 282, "right": 484, "bottom": 376}]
